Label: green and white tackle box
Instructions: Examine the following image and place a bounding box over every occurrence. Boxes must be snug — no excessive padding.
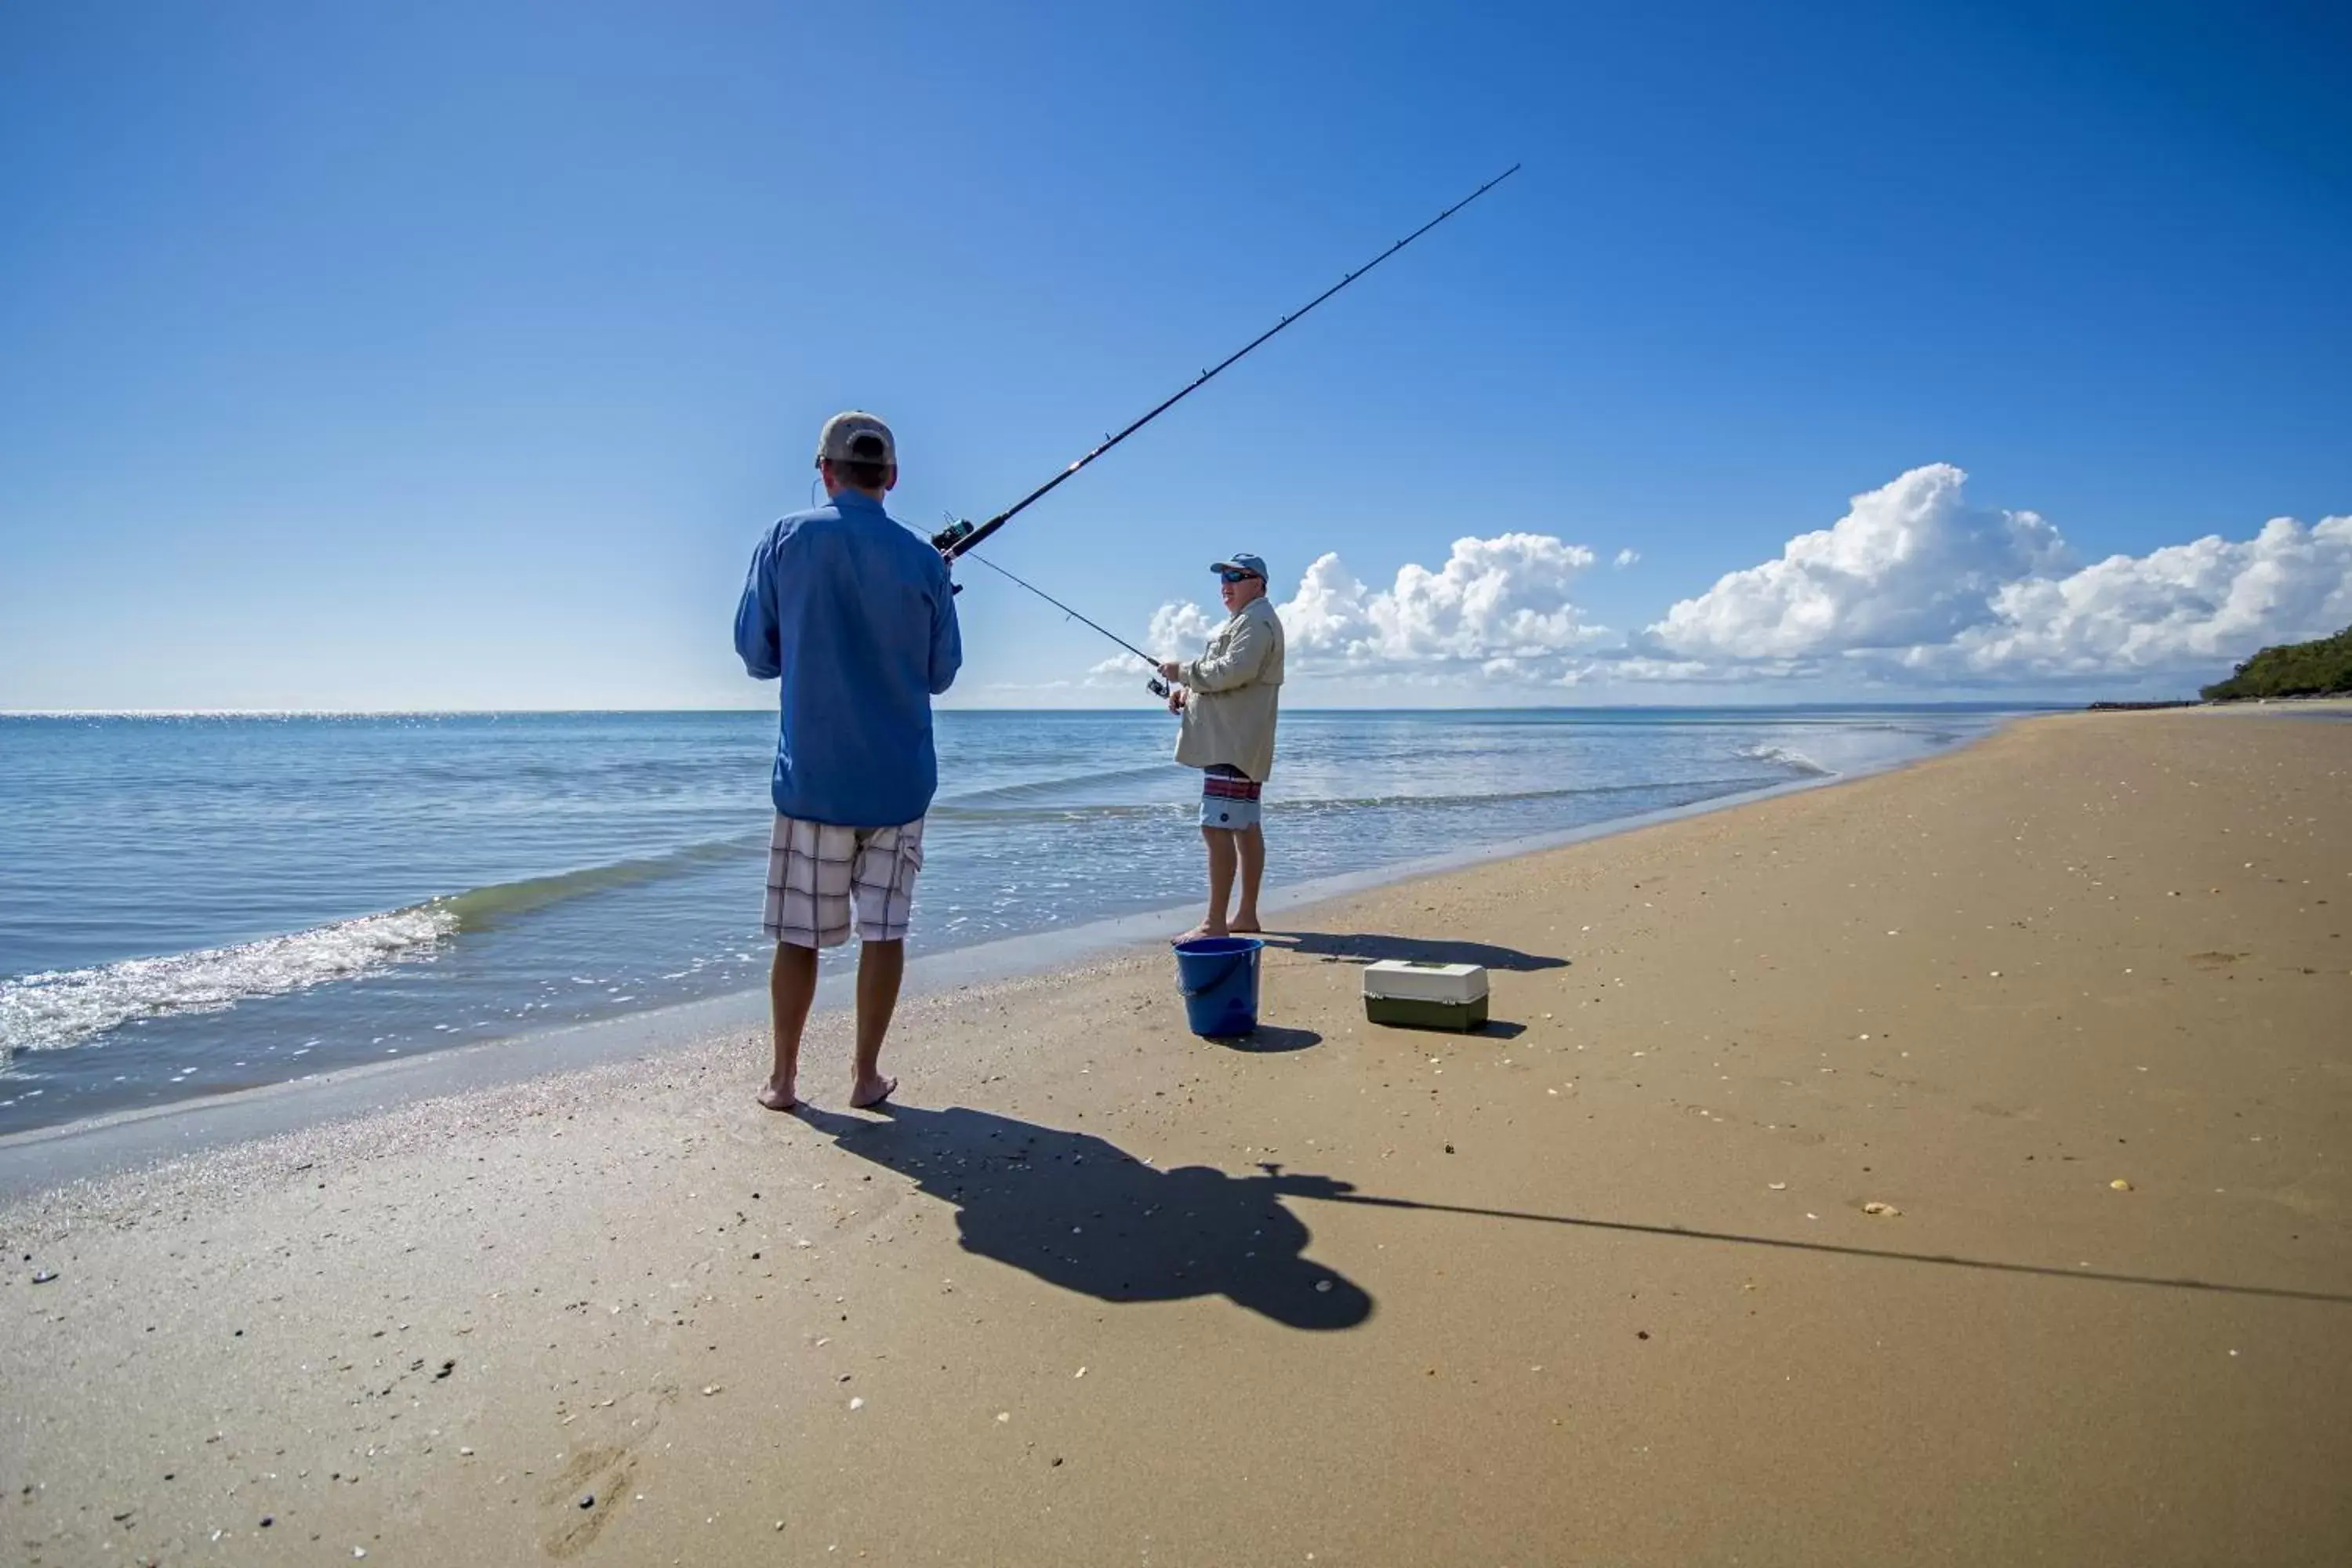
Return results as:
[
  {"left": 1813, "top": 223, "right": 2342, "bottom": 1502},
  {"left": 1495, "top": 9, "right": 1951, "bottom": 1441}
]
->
[{"left": 1362, "top": 960, "right": 1490, "bottom": 1032}]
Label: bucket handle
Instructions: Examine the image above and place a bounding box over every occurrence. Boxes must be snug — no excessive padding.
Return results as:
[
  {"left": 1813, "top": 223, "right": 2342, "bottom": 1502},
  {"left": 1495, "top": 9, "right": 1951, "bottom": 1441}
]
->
[{"left": 1178, "top": 953, "right": 1252, "bottom": 999}]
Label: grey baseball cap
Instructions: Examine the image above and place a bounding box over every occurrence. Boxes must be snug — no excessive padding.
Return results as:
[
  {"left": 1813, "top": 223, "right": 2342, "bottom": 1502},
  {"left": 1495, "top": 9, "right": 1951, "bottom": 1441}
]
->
[
  {"left": 1211, "top": 552, "right": 1268, "bottom": 579},
  {"left": 815, "top": 411, "right": 896, "bottom": 468}
]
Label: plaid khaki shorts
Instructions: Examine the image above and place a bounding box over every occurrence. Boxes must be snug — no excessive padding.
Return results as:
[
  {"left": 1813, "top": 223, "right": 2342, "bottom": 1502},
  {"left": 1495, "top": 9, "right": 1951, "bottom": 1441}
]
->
[{"left": 761, "top": 815, "right": 926, "bottom": 949}]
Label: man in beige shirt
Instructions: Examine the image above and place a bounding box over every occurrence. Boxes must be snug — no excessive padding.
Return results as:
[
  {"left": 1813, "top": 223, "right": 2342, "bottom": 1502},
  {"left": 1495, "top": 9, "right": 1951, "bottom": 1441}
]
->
[{"left": 1157, "top": 553, "right": 1286, "bottom": 940}]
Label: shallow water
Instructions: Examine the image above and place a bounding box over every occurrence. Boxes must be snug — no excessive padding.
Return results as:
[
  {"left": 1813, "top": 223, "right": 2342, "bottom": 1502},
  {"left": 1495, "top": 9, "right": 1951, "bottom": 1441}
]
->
[{"left": 0, "top": 706, "right": 2034, "bottom": 1133}]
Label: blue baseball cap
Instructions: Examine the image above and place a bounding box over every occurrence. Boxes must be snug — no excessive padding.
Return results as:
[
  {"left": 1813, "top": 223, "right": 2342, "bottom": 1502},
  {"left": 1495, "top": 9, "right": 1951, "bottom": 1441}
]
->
[{"left": 1211, "top": 553, "right": 1268, "bottom": 580}]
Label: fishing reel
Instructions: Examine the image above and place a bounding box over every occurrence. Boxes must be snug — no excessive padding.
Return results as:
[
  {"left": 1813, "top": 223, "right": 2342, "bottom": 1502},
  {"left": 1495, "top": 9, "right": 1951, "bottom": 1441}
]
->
[{"left": 932, "top": 517, "right": 975, "bottom": 595}]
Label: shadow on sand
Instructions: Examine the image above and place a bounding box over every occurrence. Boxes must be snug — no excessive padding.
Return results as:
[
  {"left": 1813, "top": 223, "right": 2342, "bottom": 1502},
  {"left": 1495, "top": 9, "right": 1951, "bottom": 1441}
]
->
[
  {"left": 1261, "top": 931, "right": 1568, "bottom": 972},
  {"left": 1213, "top": 1025, "right": 1323, "bottom": 1054},
  {"left": 797, "top": 1104, "right": 1373, "bottom": 1330},
  {"left": 800, "top": 1105, "right": 2348, "bottom": 1314}
]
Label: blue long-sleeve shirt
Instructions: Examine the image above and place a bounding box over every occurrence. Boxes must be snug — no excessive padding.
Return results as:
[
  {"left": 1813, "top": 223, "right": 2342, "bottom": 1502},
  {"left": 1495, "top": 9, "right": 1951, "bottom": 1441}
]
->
[{"left": 734, "top": 490, "right": 962, "bottom": 826}]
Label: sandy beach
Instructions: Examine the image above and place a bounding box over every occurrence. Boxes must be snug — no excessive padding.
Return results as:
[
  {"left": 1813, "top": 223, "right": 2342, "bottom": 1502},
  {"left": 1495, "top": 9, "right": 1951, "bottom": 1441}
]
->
[{"left": 4, "top": 710, "right": 2348, "bottom": 1566}]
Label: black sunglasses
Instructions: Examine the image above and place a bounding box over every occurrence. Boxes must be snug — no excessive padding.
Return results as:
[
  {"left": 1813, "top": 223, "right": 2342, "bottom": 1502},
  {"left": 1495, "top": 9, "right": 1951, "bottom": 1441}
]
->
[{"left": 1218, "top": 569, "right": 1261, "bottom": 584}]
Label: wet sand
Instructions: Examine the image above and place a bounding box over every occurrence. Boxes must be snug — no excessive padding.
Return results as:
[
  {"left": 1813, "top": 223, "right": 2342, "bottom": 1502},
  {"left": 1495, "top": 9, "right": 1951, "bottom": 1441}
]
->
[{"left": 4, "top": 710, "right": 2348, "bottom": 1566}]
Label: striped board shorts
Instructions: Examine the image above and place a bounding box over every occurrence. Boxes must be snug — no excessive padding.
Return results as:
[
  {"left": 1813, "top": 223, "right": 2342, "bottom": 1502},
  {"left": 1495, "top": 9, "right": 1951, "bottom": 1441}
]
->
[
  {"left": 1200, "top": 764, "right": 1262, "bottom": 831},
  {"left": 761, "top": 815, "right": 926, "bottom": 949}
]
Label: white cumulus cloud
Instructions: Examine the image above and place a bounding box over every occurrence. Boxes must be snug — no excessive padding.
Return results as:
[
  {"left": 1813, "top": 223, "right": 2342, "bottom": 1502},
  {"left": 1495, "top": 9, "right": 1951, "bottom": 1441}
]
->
[
  {"left": 1613, "top": 548, "right": 1640, "bottom": 568},
  {"left": 1144, "top": 600, "right": 1222, "bottom": 650},
  {"left": 1944, "top": 515, "right": 2352, "bottom": 677},
  {"left": 1111, "top": 533, "right": 1605, "bottom": 684},
  {"left": 1283, "top": 533, "right": 1602, "bottom": 670},
  {"left": 1645, "top": 463, "right": 2351, "bottom": 684},
  {"left": 1650, "top": 464, "right": 2072, "bottom": 661},
  {"left": 1076, "top": 467, "right": 2349, "bottom": 697},
  {"left": 1087, "top": 600, "right": 1221, "bottom": 684}
]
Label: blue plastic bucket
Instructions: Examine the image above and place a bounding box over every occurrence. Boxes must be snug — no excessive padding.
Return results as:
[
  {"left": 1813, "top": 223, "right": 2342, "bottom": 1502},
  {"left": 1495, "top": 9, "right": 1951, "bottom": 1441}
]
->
[{"left": 1172, "top": 936, "right": 1264, "bottom": 1037}]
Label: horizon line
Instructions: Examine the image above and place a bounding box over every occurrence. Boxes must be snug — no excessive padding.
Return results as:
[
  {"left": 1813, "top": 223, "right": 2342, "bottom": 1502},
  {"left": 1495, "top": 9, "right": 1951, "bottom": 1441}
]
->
[{"left": 0, "top": 699, "right": 2100, "bottom": 719}]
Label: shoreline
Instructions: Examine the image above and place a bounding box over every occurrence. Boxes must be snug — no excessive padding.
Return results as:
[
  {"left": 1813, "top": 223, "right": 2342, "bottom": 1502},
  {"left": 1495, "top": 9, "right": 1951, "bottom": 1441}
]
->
[
  {"left": 3, "top": 708, "right": 2347, "bottom": 1565},
  {"left": 0, "top": 729, "right": 1968, "bottom": 1196}
]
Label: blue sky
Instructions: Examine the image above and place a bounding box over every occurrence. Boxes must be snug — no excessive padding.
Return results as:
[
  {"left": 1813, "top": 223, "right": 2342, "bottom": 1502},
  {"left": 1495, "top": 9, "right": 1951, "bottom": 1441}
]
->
[{"left": 2, "top": 0, "right": 2347, "bottom": 710}]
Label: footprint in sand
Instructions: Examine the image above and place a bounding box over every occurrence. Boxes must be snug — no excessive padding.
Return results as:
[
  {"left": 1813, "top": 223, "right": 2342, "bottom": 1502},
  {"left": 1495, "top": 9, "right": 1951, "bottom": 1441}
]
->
[
  {"left": 539, "top": 1385, "right": 676, "bottom": 1556},
  {"left": 540, "top": 1443, "right": 641, "bottom": 1558}
]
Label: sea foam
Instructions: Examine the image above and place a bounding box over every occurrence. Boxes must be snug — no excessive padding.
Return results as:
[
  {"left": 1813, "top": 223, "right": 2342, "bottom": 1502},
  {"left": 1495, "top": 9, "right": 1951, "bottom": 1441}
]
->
[
  {"left": 0, "top": 905, "right": 458, "bottom": 1063},
  {"left": 1737, "top": 743, "right": 1834, "bottom": 777}
]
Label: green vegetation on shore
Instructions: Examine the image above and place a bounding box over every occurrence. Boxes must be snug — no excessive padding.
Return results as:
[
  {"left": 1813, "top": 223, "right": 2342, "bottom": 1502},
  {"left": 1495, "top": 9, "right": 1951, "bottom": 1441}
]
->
[{"left": 2201, "top": 625, "right": 2352, "bottom": 701}]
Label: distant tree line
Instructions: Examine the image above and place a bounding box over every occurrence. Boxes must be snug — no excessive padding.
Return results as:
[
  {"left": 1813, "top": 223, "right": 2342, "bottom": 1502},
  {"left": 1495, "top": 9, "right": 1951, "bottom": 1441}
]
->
[{"left": 2201, "top": 624, "right": 2352, "bottom": 701}]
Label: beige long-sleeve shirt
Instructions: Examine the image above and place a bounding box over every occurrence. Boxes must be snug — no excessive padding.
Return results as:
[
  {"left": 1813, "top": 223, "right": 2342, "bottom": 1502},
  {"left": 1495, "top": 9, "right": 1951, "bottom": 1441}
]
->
[{"left": 1173, "top": 597, "right": 1285, "bottom": 783}]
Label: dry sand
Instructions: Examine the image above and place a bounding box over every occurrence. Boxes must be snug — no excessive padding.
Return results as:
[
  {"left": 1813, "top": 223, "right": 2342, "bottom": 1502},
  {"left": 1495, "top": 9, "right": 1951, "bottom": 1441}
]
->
[{"left": 4, "top": 710, "right": 2348, "bottom": 1566}]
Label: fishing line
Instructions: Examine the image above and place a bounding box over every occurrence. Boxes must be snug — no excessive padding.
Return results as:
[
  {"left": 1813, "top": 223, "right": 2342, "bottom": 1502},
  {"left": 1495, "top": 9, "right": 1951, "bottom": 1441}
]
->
[{"left": 962, "top": 548, "right": 1173, "bottom": 698}]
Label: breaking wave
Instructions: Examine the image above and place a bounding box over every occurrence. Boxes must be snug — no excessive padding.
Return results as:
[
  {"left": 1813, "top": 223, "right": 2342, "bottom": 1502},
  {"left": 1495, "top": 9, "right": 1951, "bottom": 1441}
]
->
[
  {"left": 0, "top": 833, "right": 768, "bottom": 1062},
  {"left": 1737, "top": 744, "right": 1834, "bottom": 777},
  {"left": 1, "top": 906, "right": 459, "bottom": 1062}
]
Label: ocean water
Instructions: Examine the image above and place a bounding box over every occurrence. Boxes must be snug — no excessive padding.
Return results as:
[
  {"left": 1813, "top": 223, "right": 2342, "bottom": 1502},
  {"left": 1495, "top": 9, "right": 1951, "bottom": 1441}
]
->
[{"left": 0, "top": 707, "right": 2031, "bottom": 1134}]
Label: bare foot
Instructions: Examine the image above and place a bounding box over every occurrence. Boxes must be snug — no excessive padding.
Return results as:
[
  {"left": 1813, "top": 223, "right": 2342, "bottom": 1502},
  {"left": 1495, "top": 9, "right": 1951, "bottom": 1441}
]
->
[
  {"left": 1174, "top": 924, "right": 1230, "bottom": 943},
  {"left": 756, "top": 1077, "right": 799, "bottom": 1112},
  {"left": 1230, "top": 915, "right": 1263, "bottom": 935},
  {"left": 849, "top": 1073, "right": 897, "bottom": 1110}
]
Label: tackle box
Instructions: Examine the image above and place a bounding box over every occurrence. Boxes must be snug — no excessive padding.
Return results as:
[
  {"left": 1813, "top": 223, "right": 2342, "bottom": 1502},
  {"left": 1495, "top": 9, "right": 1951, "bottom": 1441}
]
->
[{"left": 1362, "top": 960, "right": 1490, "bottom": 1032}]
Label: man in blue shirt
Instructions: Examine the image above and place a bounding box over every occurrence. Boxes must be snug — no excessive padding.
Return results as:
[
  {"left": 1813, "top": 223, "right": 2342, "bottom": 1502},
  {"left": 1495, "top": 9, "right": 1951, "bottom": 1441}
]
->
[{"left": 735, "top": 411, "right": 961, "bottom": 1113}]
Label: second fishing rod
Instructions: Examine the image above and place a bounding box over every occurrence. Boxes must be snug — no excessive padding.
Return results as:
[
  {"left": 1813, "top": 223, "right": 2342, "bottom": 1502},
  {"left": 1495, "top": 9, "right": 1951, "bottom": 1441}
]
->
[{"left": 935, "top": 163, "right": 1519, "bottom": 698}]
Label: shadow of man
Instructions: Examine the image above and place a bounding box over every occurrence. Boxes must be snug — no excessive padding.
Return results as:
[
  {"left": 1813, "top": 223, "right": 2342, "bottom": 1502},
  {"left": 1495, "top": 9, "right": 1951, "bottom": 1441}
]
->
[{"left": 797, "top": 1104, "right": 1373, "bottom": 1330}]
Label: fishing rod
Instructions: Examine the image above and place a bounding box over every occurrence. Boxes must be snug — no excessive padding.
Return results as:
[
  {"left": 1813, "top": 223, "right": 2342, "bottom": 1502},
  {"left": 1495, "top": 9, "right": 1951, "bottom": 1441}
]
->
[
  {"left": 931, "top": 162, "right": 1521, "bottom": 569},
  {"left": 927, "top": 163, "right": 1520, "bottom": 700}
]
